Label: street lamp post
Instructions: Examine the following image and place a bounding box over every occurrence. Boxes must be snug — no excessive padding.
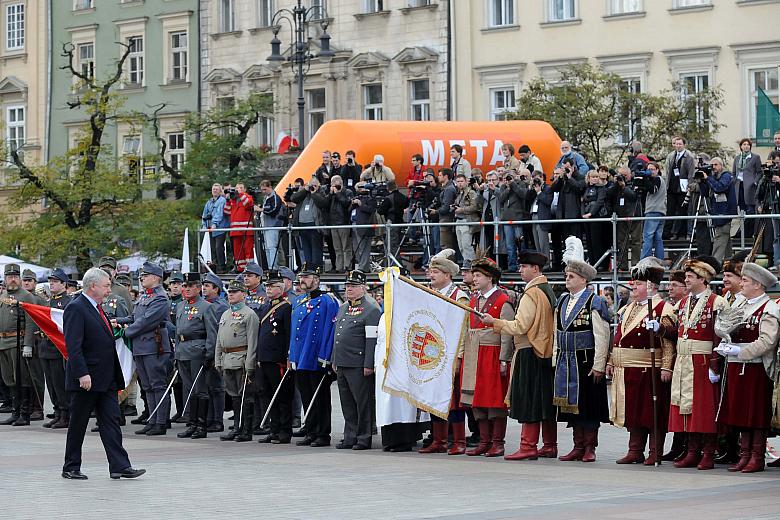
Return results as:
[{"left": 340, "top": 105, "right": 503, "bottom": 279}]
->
[{"left": 267, "top": 0, "right": 335, "bottom": 148}]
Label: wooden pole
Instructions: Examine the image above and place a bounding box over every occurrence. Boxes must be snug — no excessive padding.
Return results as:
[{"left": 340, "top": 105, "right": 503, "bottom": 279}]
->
[{"left": 398, "top": 275, "right": 483, "bottom": 317}]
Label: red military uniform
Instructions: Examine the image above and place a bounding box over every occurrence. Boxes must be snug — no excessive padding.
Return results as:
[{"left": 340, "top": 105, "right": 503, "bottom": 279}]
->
[{"left": 224, "top": 191, "right": 255, "bottom": 272}]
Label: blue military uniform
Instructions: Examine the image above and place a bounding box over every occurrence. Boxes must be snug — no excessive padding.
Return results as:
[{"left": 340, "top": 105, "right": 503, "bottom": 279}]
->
[
  {"left": 289, "top": 265, "right": 340, "bottom": 446},
  {"left": 117, "top": 263, "right": 172, "bottom": 435}
]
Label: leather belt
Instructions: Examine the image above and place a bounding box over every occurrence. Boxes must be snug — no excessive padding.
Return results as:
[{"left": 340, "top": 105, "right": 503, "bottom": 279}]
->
[
  {"left": 179, "top": 334, "right": 206, "bottom": 342},
  {"left": 224, "top": 346, "right": 247, "bottom": 353},
  {"left": 0, "top": 331, "right": 23, "bottom": 338}
]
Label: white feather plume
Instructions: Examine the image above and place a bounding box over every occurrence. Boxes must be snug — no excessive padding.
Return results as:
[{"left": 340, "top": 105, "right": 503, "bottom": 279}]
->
[{"left": 562, "top": 236, "right": 585, "bottom": 265}]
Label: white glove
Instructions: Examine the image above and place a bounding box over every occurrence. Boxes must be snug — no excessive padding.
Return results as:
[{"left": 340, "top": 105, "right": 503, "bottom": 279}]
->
[
  {"left": 22, "top": 346, "right": 32, "bottom": 358},
  {"left": 721, "top": 344, "right": 742, "bottom": 357},
  {"left": 645, "top": 319, "right": 660, "bottom": 333},
  {"left": 708, "top": 368, "right": 720, "bottom": 384}
]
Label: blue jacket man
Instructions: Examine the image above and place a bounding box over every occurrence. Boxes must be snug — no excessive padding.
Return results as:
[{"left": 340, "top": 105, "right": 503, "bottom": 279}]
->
[
  {"left": 700, "top": 158, "right": 737, "bottom": 261},
  {"left": 116, "top": 262, "right": 171, "bottom": 436},
  {"left": 202, "top": 184, "right": 230, "bottom": 273},
  {"left": 288, "top": 265, "right": 339, "bottom": 447},
  {"left": 555, "top": 141, "right": 589, "bottom": 177}
]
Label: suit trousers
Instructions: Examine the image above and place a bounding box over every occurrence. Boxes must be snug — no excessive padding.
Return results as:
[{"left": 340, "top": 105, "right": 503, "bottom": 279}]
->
[
  {"left": 210, "top": 233, "right": 227, "bottom": 271},
  {"left": 134, "top": 354, "right": 170, "bottom": 426},
  {"left": 41, "top": 357, "right": 67, "bottom": 414},
  {"left": 336, "top": 366, "right": 374, "bottom": 448},
  {"left": 296, "top": 368, "right": 332, "bottom": 442},
  {"left": 331, "top": 229, "right": 352, "bottom": 272},
  {"left": 455, "top": 224, "right": 476, "bottom": 264},
  {"left": 63, "top": 388, "right": 131, "bottom": 474},
  {"left": 711, "top": 223, "right": 732, "bottom": 264},
  {"left": 257, "top": 361, "right": 295, "bottom": 438},
  {"left": 531, "top": 217, "right": 550, "bottom": 266}
]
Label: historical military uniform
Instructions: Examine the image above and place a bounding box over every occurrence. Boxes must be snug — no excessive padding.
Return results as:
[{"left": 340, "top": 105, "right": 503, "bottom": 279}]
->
[
  {"left": 166, "top": 271, "right": 185, "bottom": 423},
  {"left": 174, "top": 273, "right": 214, "bottom": 439},
  {"left": 216, "top": 279, "right": 259, "bottom": 442},
  {"left": 242, "top": 262, "right": 267, "bottom": 433},
  {"left": 117, "top": 262, "right": 172, "bottom": 435},
  {"left": 289, "top": 264, "right": 340, "bottom": 447},
  {"left": 715, "top": 263, "right": 780, "bottom": 473},
  {"left": 555, "top": 259, "right": 611, "bottom": 463},
  {"left": 608, "top": 258, "right": 675, "bottom": 466},
  {"left": 203, "top": 273, "right": 228, "bottom": 432},
  {"left": 40, "top": 269, "right": 72, "bottom": 429},
  {"left": 98, "top": 256, "right": 134, "bottom": 314},
  {"left": 22, "top": 269, "right": 47, "bottom": 422},
  {"left": 0, "top": 263, "right": 37, "bottom": 426},
  {"left": 254, "top": 270, "right": 294, "bottom": 444},
  {"left": 333, "top": 271, "right": 381, "bottom": 450}
]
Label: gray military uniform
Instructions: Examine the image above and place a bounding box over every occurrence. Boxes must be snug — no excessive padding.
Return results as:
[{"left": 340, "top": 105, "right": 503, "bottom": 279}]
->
[
  {"left": 333, "top": 295, "right": 382, "bottom": 448},
  {"left": 175, "top": 296, "right": 213, "bottom": 402},
  {"left": 205, "top": 297, "right": 228, "bottom": 427},
  {"left": 215, "top": 302, "right": 259, "bottom": 398}
]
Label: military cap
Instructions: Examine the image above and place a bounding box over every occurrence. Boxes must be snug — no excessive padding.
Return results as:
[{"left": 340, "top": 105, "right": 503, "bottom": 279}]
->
[
  {"left": 4, "top": 263, "right": 20, "bottom": 276},
  {"left": 115, "top": 273, "right": 132, "bottom": 286},
  {"left": 168, "top": 271, "right": 184, "bottom": 283},
  {"left": 226, "top": 279, "right": 247, "bottom": 292},
  {"left": 243, "top": 262, "right": 263, "bottom": 277},
  {"left": 264, "top": 270, "right": 284, "bottom": 284},
  {"left": 182, "top": 272, "right": 201, "bottom": 284},
  {"left": 279, "top": 266, "right": 295, "bottom": 281},
  {"left": 48, "top": 268, "right": 70, "bottom": 283},
  {"left": 203, "top": 273, "right": 223, "bottom": 290},
  {"left": 98, "top": 256, "right": 117, "bottom": 269},
  {"left": 141, "top": 262, "right": 164, "bottom": 278},
  {"left": 299, "top": 263, "right": 322, "bottom": 276},
  {"left": 345, "top": 270, "right": 367, "bottom": 286},
  {"left": 67, "top": 279, "right": 78, "bottom": 288},
  {"left": 21, "top": 269, "right": 36, "bottom": 281},
  {"left": 518, "top": 250, "right": 548, "bottom": 268}
]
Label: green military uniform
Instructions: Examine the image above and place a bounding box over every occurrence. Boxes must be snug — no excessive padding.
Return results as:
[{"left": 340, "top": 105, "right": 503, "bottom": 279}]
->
[
  {"left": 215, "top": 279, "right": 259, "bottom": 442},
  {"left": 21, "top": 269, "right": 46, "bottom": 422},
  {"left": 0, "top": 264, "right": 38, "bottom": 425},
  {"left": 97, "top": 257, "right": 134, "bottom": 314}
]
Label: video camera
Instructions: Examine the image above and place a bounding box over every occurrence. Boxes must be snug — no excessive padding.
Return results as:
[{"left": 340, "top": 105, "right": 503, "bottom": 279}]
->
[
  {"left": 224, "top": 187, "right": 237, "bottom": 199},
  {"left": 362, "top": 181, "right": 390, "bottom": 198},
  {"left": 410, "top": 180, "right": 429, "bottom": 194},
  {"left": 694, "top": 157, "right": 713, "bottom": 180},
  {"left": 761, "top": 162, "right": 780, "bottom": 179}
]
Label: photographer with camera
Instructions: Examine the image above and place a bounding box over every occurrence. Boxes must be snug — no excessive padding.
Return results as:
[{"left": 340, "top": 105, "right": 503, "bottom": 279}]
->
[
  {"left": 664, "top": 136, "right": 695, "bottom": 240},
  {"left": 202, "top": 183, "right": 230, "bottom": 273},
  {"left": 341, "top": 150, "right": 363, "bottom": 189},
  {"left": 430, "top": 168, "right": 458, "bottom": 251},
  {"left": 479, "top": 170, "right": 503, "bottom": 259},
  {"left": 256, "top": 179, "right": 287, "bottom": 269},
  {"left": 684, "top": 154, "right": 717, "bottom": 257},
  {"left": 223, "top": 182, "right": 255, "bottom": 273},
  {"left": 450, "top": 144, "right": 472, "bottom": 179},
  {"left": 351, "top": 181, "right": 380, "bottom": 272},
  {"left": 581, "top": 167, "right": 612, "bottom": 271},
  {"left": 698, "top": 157, "right": 736, "bottom": 263},
  {"left": 528, "top": 171, "right": 553, "bottom": 269},
  {"left": 607, "top": 166, "right": 642, "bottom": 271},
  {"left": 639, "top": 162, "right": 667, "bottom": 260},
  {"left": 421, "top": 171, "right": 442, "bottom": 262},
  {"left": 453, "top": 173, "right": 480, "bottom": 267},
  {"left": 289, "top": 177, "right": 327, "bottom": 270},
  {"left": 377, "top": 180, "right": 409, "bottom": 256},
  {"left": 550, "top": 157, "right": 586, "bottom": 270},
  {"left": 323, "top": 175, "right": 354, "bottom": 273},
  {"left": 756, "top": 151, "right": 780, "bottom": 267},
  {"left": 361, "top": 154, "right": 395, "bottom": 183},
  {"left": 733, "top": 138, "right": 762, "bottom": 237},
  {"left": 498, "top": 169, "right": 529, "bottom": 271}
]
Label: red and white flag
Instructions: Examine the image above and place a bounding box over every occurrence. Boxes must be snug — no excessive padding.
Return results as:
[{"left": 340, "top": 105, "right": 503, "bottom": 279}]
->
[{"left": 20, "top": 302, "right": 135, "bottom": 386}]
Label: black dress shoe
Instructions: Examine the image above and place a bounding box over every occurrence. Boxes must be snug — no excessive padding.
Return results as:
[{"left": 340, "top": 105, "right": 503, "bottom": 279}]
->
[
  {"left": 295, "top": 437, "right": 314, "bottom": 446},
  {"left": 110, "top": 467, "right": 146, "bottom": 480},
  {"left": 310, "top": 438, "right": 330, "bottom": 447},
  {"left": 130, "top": 414, "right": 148, "bottom": 425},
  {"left": 124, "top": 405, "right": 138, "bottom": 417},
  {"left": 46, "top": 412, "right": 56, "bottom": 419},
  {"left": 146, "top": 424, "right": 167, "bottom": 436},
  {"left": 135, "top": 424, "right": 152, "bottom": 435},
  {"left": 292, "top": 428, "right": 308, "bottom": 438},
  {"left": 12, "top": 416, "right": 30, "bottom": 426},
  {"left": 253, "top": 425, "right": 270, "bottom": 435},
  {"left": 272, "top": 436, "right": 291, "bottom": 444},
  {"left": 30, "top": 411, "right": 44, "bottom": 421},
  {"left": 0, "top": 403, "right": 12, "bottom": 413},
  {"left": 352, "top": 444, "right": 370, "bottom": 451},
  {"left": 177, "top": 426, "right": 197, "bottom": 438},
  {"left": 257, "top": 434, "right": 277, "bottom": 443},
  {"left": 62, "top": 470, "right": 88, "bottom": 480},
  {"left": 335, "top": 442, "right": 354, "bottom": 450},
  {"left": 190, "top": 427, "right": 207, "bottom": 439},
  {"left": 206, "top": 423, "right": 224, "bottom": 433},
  {"left": 389, "top": 444, "right": 413, "bottom": 453}
]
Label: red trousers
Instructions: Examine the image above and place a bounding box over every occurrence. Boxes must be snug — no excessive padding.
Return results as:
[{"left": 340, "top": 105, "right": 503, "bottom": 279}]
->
[{"left": 231, "top": 233, "right": 254, "bottom": 271}]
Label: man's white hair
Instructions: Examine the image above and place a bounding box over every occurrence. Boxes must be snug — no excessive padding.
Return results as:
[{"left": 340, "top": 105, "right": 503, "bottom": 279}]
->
[{"left": 82, "top": 267, "right": 109, "bottom": 291}]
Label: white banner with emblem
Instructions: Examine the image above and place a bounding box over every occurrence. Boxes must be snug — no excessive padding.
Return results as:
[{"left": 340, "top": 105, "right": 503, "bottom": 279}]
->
[{"left": 380, "top": 268, "right": 468, "bottom": 419}]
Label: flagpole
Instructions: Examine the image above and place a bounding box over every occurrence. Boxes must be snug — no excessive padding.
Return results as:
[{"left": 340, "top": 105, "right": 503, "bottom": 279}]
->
[{"left": 398, "top": 275, "right": 482, "bottom": 317}]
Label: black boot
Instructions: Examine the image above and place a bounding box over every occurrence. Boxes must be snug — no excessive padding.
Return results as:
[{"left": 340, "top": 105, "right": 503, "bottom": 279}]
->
[
  {"left": 236, "top": 403, "right": 254, "bottom": 442},
  {"left": 43, "top": 410, "right": 60, "bottom": 428},
  {"left": 191, "top": 398, "right": 208, "bottom": 439},
  {"left": 715, "top": 432, "right": 740, "bottom": 464},
  {"left": 220, "top": 397, "right": 241, "bottom": 441},
  {"left": 12, "top": 388, "right": 31, "bottom": 426},
  {"left": 177, "top": 398, "right": 199, "bottom": 438},
  {"left": 1, "top": 387, "right": 20, "bottom": 425},
  {"left": 662, "top": 432, "right": 688, "bottom": 462}
]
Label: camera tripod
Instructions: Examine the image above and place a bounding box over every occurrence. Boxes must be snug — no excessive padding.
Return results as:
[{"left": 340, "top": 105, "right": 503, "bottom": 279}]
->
[{"left": 394, "top": 203, "right": 433, "bottom": 265}]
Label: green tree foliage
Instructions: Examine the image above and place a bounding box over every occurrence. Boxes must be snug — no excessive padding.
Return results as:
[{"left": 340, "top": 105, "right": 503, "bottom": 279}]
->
[{"left": 511, "top": 63, "right": 726, "bottom": 167}]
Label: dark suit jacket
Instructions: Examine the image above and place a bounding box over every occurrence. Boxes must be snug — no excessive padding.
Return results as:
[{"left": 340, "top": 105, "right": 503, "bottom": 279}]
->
[
  {"left": 732, "top": 152, "right": 762, "bottom": 205},
  {"left": 63, "top": 294, "right": 124, "bottom": 393}
]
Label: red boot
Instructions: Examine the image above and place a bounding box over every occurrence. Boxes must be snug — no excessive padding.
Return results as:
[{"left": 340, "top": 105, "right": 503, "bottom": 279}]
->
[
  {"left": 505, "top": 422, "right": 540, "bottom": 461},
  {"left": 418, "top": 421, "right": 448, "bottom": 454},
  {"left": 559, "top": 426, "right": 585, "bottom": 462},
  {"left": 742, "top": 430, "right": 767, "bottom": 473},
  {"left": 674, "top": 433, "right": 702, "bottom": 468},
  {"left": 466, "top": 420, "right": 492, "bottom": 456},
  {"left": 484, "top": 417, "right": 507, "bottom": 457},
  {"left": 728, "top": 431, "right": 752, "bottom": 472},
  {"left": 644, "top": 431, "right": 664, "bottom": 466},
  {"left": 538, "top": 420, "right": 558, "bottom": 458},
  {"left": 447, "top": 421, "right": 466, "bottom": 455},
  {"left": 697, "top": 433, "right": 717, "bottom": 470},
  {"left": 581, "top": 429, "right": 598, "bottom": 463},
  {"left": 617, "top": 429, "right": 646, "bottom": 464}
]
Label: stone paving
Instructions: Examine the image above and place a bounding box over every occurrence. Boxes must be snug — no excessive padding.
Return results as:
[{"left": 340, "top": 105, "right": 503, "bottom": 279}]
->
[{"left": 1, "top": 387, "right": 779, "bottom": 520}]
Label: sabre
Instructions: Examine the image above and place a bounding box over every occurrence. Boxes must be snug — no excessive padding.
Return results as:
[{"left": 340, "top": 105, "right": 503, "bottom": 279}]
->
[
  {"left": 146, "top": 368, "right": 179, "bottom": 423},
  {"left": 259, "top": 367, "right": 290, "bottom": 428},
  {"left": 180, "top": 365, "right": 205, "bottom": 418},
  {"left": 302, "top": 372, "right": 328, "bottom": 424},
  {"left": 237, "top": 370, "right": 249, "bottom": 430},
  {"left": 647, "top": 290, "right": 661, "bottom": 467},
  {"left": 23, "top": 358, "right": 43, "bottom": 411}
]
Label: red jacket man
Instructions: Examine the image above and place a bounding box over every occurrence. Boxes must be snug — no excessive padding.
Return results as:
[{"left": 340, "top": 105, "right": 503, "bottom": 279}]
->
[{"left": 224, "top": 183, "right": 255, "bottom": 272}]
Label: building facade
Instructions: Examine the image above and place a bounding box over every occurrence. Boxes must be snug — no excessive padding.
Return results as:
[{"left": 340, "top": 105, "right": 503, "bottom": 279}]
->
[
  {"left": 48, "top": 0, "right": 199, "bottom": 194},
  {"left": 201, "top": 0, "right": 450, "bottom": 153},
  {"left": 0, "top": 0, "right": 49, "bottom": 223},
  {"left": 453, "top": 0, "right": 780, "bottom": 151}
]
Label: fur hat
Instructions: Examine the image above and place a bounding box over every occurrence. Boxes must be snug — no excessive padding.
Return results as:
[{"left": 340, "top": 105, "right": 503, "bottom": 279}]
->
[
  {"left": 685, "top": 256, "right": 719, "bottom": 281},
  {"left": 668, "top": 270, "right": 686, "bottom": 284},
  {"left": 429, "top": 249, "right": 459, "bottom": 277},
  {"left": 741, "top": 262, "right": 777, "bottom": 289},
  {"left": 722, "top": 250, "right": 749, "bottom": 276},
  {"left": 471, "top": 256, "right": 501, "bottom": 282},
  {"left": 631, "top": 257, "right": 665, "bottom": 285},
  {"left": 565, "top": 259, "right": 597, "bottom": 283}
]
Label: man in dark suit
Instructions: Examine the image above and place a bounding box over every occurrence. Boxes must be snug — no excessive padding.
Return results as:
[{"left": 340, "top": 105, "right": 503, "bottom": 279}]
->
[{"left": 62, "top": 267, "right": 145, "bottom": 480}]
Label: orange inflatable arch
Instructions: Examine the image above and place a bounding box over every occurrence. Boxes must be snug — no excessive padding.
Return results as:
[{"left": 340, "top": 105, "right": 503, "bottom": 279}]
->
[{"left": 275, "top": 120, "right": 562, "bottom": 194}]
